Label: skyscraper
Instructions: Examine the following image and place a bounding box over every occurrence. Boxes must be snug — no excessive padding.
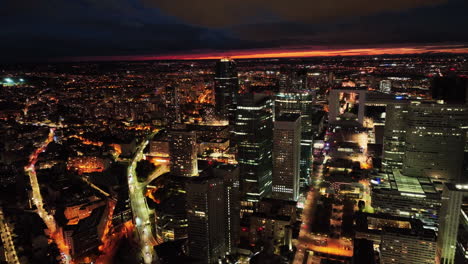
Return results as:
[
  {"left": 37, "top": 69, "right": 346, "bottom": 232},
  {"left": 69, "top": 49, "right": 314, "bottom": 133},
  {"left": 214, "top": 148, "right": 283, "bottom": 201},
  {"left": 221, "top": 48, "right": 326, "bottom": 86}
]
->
[
  {"left": 274, "top": 92, "right": 315, "bottom": 186},
  {"left": 214, "top": 58, "right": 239, "bottom": 121},
  {"left": 382, "top": 103, "right": 409, "bottom": 172},
  {"left": 212, "top": 164, "right": 240, "bottom": 254},
  {"left": 272, "top": 113, "right": 301, "bottom": 201},
  {"left": 437, "top": 183, "right": 468, "bottom": 264},
  {"left": 186, "top": 175, "right": 226, "bottom": 263},
  {"left": 162, "top": 85, "right": 181, "bottom": 124},
  {"left": 169, "top": 128, "right": 198, "bottom": 177},
  {"left": 234, "top": 93, "right": 273, "bottom": 213},
  {"left": 402, "top": 103, "right": 467, "bottom": 182}
]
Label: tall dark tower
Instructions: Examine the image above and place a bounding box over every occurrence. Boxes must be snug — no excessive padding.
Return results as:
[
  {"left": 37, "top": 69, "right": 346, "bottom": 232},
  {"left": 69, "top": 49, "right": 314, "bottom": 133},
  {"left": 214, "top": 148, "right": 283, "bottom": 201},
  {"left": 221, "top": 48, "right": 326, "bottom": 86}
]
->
[
  {"left": 214, "top": 58, "right": 239, "bottom": 122},
  {"left": 163, "top": 86, "right": 181, "bottom": 124},
  {"left": 186, "top": 175, "right": 226, "bottom": 263},
  {"left": 431, "top": 75, "right": 468, "bottom": 105},
  {"left": 212, "top": 164, "right": 240, "bottom": 254}
]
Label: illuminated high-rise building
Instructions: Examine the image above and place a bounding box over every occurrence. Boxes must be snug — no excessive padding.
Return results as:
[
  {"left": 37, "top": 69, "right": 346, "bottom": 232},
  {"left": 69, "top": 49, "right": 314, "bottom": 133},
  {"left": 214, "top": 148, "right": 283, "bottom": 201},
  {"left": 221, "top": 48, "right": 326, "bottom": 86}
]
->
[
  {"left": 402, "top": 103, "right": 467, "bottom": 182},
  {"left": 169, "top": 128, "right": 198, "bottom": 177},
  {"left": 272, "top": 114, "right": 301, "bottom": 201},
  {"left": 186, "top": 175, "right": 226, "bottom": 263},
  {"left": 437, "top": 183, "right": 468, "bottom": 264},
  {"left": 234, "top": 93, "right": 273, "bottom": 212},
  {"left": 382, "top": 103, "right": 409, "bottom": 172},
  {"left": 274, "top": 92, "right": 314, "bottom": 186},
  {"left": 214, "top": 58, "right": 239, "bottom": 121}
]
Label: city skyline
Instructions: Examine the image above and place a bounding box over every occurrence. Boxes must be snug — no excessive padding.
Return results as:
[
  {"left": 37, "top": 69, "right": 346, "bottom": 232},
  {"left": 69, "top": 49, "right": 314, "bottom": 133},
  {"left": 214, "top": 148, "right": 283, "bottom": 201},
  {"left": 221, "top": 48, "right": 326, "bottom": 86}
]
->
[
  {"left": 0, "top": 53, "right": 467, "bottom": 264},
  {"left": 1, "top": 0, "right": 468, "bottom": 263}
]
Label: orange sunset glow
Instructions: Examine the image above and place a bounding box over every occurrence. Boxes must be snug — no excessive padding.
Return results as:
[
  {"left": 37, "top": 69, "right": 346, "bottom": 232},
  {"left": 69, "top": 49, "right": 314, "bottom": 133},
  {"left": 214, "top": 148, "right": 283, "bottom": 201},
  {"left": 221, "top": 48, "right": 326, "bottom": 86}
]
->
[{"left": 69, "top": 44, "right": 468, "bottom": 62}]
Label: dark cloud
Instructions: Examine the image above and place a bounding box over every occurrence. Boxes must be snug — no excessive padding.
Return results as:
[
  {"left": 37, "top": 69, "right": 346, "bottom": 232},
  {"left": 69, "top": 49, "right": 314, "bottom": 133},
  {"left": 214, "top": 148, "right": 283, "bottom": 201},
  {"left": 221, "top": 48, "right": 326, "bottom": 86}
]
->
[
  {"left": 146, "top": 0, "right": 446, "bottom": 27},
  {"left": 0, "top": 0, "right": 467, "bottom": 62},
  {"left": 229, "top": 0, "right": 468, "bottom": 45}
]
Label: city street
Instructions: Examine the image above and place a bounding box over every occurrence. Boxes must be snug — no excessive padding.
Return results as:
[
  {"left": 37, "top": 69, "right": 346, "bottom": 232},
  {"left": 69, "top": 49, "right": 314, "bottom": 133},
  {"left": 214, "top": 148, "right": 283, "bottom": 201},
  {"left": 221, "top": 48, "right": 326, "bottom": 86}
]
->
[
  {"left": 294, "top": 128, "right": 369, "bottom": 263},
  {"left": 0, "top": 207, "right": 20, "bottom": 264},
  {"left": 127, "top": 131, "right": 168, "bottom": 264},
  {"left": 24, "top": 128, "right": 72, "bottom": 264},
  {"left": 293, "top": 155, "right": 326, "bottom": 264}
]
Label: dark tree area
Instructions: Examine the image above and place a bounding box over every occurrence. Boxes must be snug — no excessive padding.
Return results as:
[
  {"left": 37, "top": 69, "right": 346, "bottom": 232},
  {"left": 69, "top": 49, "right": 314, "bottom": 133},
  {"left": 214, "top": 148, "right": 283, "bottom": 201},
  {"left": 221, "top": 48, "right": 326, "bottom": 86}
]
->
[{"left": 136, "top": 160, "right": 155, "bottom": 182}]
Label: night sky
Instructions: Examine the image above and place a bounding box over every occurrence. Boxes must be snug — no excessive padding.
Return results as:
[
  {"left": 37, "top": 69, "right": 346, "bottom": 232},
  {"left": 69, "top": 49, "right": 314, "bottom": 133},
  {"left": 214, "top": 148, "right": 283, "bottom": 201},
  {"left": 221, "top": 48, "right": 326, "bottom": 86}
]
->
[{"left": 2, "top": 0, "right": 468, "bottom": 62}]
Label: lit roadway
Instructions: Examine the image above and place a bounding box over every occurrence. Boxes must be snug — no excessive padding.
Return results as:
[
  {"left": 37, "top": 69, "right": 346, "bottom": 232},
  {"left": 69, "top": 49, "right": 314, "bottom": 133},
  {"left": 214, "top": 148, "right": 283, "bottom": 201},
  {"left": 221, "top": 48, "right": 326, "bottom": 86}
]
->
[
  {"left": 24, "top": 128, "right": 71, "bottom": 264},
  {"left": 294, "top": 145, "right": 354, "bottom": 261},
  {"left": 127, "top": 131, "right": 168, "bottom": 264},
  {"left": 294, "top": 129, "right": 371, "bottom": 263},
  {"left": 294, "top": 152, "right": 355, "bottom": 262},
  {"left": 293, "top": 164, "right": 322, "bottom": 264},
  {"left": 0, "top": 207, "right": 20, "bottom": 264}
]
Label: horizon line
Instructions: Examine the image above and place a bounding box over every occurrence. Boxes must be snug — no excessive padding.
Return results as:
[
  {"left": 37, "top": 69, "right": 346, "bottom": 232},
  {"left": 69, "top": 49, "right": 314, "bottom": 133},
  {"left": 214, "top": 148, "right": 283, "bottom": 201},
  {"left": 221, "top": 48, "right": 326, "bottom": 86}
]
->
[{"left": 39, "top": 43, "right": 468, "bottom": 63}]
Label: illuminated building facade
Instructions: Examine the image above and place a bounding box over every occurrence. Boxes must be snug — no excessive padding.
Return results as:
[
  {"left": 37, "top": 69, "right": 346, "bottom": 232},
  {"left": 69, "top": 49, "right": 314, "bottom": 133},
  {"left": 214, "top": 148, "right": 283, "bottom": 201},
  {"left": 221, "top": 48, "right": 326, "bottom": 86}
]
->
[
  {"left": 437, "top": 183, "right": 468, "bottom": 264},
  {"left": 272, "top": 113, "right": 301, "bottom": 201},
  {"left": 380, "top": 227, "right": 437, "bottom": 264},
  {"left": 169, "top": 129, "right": 198, "bottom": 177},
  {"left": 402, "top": 103, "right": 467, "bottom": 182},
  {"left": 186, "top": 175, "right": 226, "bottom": 263},
  {"left": 214, "top": 58, "right": 239, "bottom": 121},
  {"left": 234, "top": 93, "right": 273, "bottom": 211},
  {"left": 274, "top": 92, "right": 314, "bottom": 186}
]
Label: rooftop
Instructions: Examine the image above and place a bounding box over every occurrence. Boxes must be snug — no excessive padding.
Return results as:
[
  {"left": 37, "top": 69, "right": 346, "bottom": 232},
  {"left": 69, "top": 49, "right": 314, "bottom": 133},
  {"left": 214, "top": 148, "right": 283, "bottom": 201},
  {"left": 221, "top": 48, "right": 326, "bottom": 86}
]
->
[{"left": 371, "top": 169, "right": 438, "bottom": 196}]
